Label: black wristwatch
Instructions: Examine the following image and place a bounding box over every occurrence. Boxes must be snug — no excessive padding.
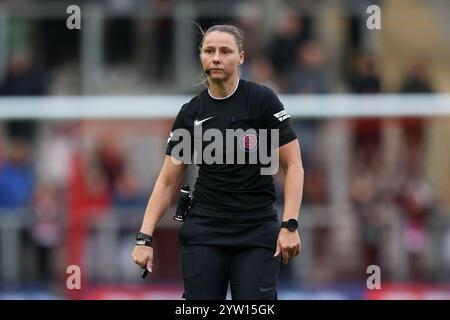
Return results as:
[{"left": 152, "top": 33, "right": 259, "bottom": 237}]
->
[
  {"left": 136, "top": 232, "right": 153, "bottom": 247},
  {"left": 281, "top": 219, "right": 299, "bottom": 232}
]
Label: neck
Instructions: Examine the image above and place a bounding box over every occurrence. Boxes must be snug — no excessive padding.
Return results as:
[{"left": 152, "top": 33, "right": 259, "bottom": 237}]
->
[{"left": 208, "top": 76, "right": 239, "bottom": 99}]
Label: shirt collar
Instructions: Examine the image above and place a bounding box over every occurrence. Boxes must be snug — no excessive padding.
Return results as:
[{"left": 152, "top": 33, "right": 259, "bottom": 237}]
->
[{"left": 208, "top": 79, "right": 240, "bottom": 100}]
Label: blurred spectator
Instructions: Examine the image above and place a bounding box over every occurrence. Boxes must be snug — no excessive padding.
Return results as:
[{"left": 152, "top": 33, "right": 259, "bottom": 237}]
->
[
  {"left": 348, "top": 55, "right": 381, "bottom": 93},
  {"left": 398, "top": 58, "right": 433, "bottom": 192},
  {"left": 0, "top": 51, "right": 46, "bottom": 96},
  {"left": 245, "top": 55, "right": 279, "bottom": 92},
  {"left": 95, "top": 137, "right": 125, "bottom": 192},
  {"left": 352, "top": 118, "right": 382, "bottom": 170},
  {"left": 84, "top": 166, "right": 112, "bottom": 210},
  {"left": 398, "top": 131, "right": 433, "bottom": 282},
  {"left": 151, "top": 0, "right": 175, "bottom": 82},
  {"left": 31, "top": 182, "right": 62, "bottom": 282},
  {"left": 112, "top": 171, "right": 147, "bottom": 207},
  {"left": 269, "top": 12, "right": 307, "bottom": 92},
  {"left": 0, "top": 138, "right": 35, "bottom": 209},
  {"left": 350, "top": 171, "right": 383, "bottom": 267},
  {"left": 289, "top": 41, "right": 331, "bottom": 94},
  {"left": 350, "top": 122, "right": 381, "bottom": 233},
  {"left": 234, "top": 2, "right": 265, "bottom": 62},
  {"left": 342, "top": 0, "right": 381, "bottom": 69},
  {"left": 400, "top": 59, "right": 434, "bottom": 93},
  {"left": 104, "top": 18, "right": 134, "bottom": 65},
  {"left": 303, "top": 165, "right": 328, "bottom": 205},
  {"left": 302, "top": 161, "right": 331, "bottom": 284},
  {"left": 0, "top": 51, "right": 47, "bottom": 142},
  {"left": 37, "top": 124, "right": 74, "bottom": 189},
  {"left": 399, "top": 176, "right": 435, "bottom": 281}
]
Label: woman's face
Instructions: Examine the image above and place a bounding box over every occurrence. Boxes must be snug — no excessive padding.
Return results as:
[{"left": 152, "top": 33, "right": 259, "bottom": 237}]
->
[{"left": 200, "top": 31, "right": 244, "bottom": 82}]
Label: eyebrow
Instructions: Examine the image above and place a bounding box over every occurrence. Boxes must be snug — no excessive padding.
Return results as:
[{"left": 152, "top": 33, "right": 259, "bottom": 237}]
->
[{"left": 203, "top": 45, "right": 234, "bottom": 50}]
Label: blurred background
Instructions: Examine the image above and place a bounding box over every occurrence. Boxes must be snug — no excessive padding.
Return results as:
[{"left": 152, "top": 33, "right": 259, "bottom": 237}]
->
[{"left": 0, "top": 0, "right": 450, "bottom": 299}]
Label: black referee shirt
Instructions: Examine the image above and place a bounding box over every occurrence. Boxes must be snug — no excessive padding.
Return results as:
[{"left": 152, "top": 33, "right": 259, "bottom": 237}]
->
[{"left": 166, "top": 79, "right": 297, "bottom": 218}]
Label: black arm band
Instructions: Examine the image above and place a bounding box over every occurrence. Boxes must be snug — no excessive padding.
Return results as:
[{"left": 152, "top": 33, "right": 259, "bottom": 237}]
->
[
  {"left": 136, "top": 239, "right": 152, "bottom": 247},
  {"left": 136, "top": 232, "right": 153, "bottom": 247}
]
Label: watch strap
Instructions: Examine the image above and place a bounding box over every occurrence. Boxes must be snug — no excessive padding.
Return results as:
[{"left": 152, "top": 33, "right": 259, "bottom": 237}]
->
[
  {"left": 136, "top": 232, "right": 153, "bottom": 247},
  {"left": 136, "top": 239, "right": 152, "bottom": 247}
]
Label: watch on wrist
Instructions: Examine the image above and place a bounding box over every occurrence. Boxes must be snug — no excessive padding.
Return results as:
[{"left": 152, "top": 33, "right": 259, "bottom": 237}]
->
[
  {"left": 136, "top": 232, "right": 153, "bottom": 247},
  {"left": 281, "top": 219, "right": 299, "bottom": 232}
]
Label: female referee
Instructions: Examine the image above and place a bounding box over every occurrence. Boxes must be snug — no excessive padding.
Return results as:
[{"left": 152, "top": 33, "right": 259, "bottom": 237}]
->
[{"left": 132, "top": 24, "right": 304, "bottom": 300}]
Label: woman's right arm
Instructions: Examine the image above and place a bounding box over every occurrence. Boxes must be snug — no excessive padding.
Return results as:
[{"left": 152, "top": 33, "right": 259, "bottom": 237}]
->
[
  {"left": 140, "top": 156, "right": 188, "bottom": 235},
  {"left": 132, "top": 155, "right": 188, "bottom": 272}
]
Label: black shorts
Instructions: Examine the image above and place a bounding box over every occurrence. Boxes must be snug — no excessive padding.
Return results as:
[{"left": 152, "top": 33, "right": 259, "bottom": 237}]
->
[
  {"left": 179, "top": 211, "right": 281, "bottom": 300},
  {"left": 181, "top": 245, "right": 281, "bottom": 300}
]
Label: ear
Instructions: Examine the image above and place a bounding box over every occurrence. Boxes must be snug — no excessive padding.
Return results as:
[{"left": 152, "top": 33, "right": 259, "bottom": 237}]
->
[{"left": 239, "top": 51, "right": 245, "bottom": 65}]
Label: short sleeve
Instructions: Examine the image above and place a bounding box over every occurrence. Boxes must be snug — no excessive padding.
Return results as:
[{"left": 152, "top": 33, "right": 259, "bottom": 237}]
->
[
  {"left": 165, "top": 104, "right": 192, "bottom": 160},
  {"left": 262, "top": 88, "right": 297, "bottom": 147}
]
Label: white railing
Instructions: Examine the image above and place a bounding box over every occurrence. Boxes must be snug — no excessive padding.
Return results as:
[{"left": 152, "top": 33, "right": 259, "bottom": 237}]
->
[{"left": 1, "top": 94, "right": 450, "bottom": 119}]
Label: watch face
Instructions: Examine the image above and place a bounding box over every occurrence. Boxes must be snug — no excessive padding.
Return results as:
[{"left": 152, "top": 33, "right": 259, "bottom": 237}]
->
[{"left": 287, "top": 219, "right": 298, "bottom": 231}]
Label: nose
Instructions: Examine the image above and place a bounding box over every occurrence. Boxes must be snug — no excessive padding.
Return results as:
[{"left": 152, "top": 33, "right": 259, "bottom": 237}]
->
[{"left": 212, "top": 51, "right": 220, "bottom": 63}]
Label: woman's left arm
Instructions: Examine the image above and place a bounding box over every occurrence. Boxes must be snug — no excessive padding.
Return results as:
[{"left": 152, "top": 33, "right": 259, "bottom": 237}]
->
[{"left": 274, "top": 139, "right": 304, "bottom": 264}]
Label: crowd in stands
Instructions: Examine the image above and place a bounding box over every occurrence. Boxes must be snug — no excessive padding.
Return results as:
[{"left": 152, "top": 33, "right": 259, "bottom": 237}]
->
[{"left": 0, "top": 1, "right": 447, "bottom": 286}]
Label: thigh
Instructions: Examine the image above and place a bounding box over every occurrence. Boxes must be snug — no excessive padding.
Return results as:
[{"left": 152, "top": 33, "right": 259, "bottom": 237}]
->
[
  {"left": 181, "top": 245, "right": 230, "bottom": 300},
  {"left": 229, "top": 247, "right": 281, "bottom": 300}
]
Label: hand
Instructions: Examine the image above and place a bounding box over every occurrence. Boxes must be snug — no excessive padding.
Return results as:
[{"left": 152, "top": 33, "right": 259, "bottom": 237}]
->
[
  {"left": 274, "top": 228, "right": 301, "bottom": 265},
  {"left": 132, "top": 245, "right": 154, "bottom": 273}
]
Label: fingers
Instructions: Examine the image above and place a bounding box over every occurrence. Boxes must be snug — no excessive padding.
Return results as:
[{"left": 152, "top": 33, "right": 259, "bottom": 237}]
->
[
  {"left": 280, "top": 245, "right": 301, "bottom": 265},
  {"left": 274, "top": 242, "right": 281, "bottom": 257},
  {"left": 146, "top": 259, "right": 153, "bottom": 273},
  {"left": 132, "top": 256, "right": 147, "bottom": 268},
  {"left": 132, "top": 246, "right": 153, "bottom": 270},
  {"left": 132, "top": 251, "right": 143, "bottom": 267},
  {"left": 292, "top": 245, "right": 301, "bottom": 257},
  {"left": 282, "top": 249, "right": 289, "bottom": 265},
  {"left": 136, "top": 258, "right": 152, "bottom": 271},
  {"left": 292, "top": 245, "right": 300, "bottom": 257}
]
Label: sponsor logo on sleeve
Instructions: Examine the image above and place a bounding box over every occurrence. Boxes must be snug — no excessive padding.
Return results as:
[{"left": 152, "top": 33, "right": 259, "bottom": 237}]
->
[{"left": 273, "top": 110, "right": 290, "bottom": 122}]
